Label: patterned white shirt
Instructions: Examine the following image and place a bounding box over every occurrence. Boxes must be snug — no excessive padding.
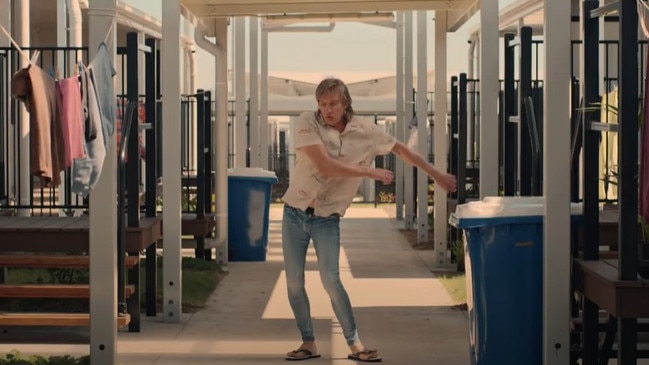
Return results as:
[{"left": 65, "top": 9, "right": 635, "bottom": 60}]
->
[{"left": 282, "top": 111, "right": 396, "bottom": 217}]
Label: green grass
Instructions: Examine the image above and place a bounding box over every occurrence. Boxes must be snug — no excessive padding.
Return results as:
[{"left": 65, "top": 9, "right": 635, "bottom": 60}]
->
[
  {"left": 0, "top": 350, "right": 89, "bottom": 365},
  {"left": 2, "top": 257, "right": 227, "bottom": 314},
  {"left": 436, "top": 272, "right": 467, "bottom": 305},
  {"left": 142, "top": 256, "right": 226, "bottom": 312}
]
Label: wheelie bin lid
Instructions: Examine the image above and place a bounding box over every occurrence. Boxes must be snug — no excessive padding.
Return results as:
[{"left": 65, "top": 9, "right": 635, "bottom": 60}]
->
[
  {"left": 227, "top": 167, "right": 278, "bottom": 183},
  {"left": 449, "top": 196, "right": 583, "bottom": 229}
]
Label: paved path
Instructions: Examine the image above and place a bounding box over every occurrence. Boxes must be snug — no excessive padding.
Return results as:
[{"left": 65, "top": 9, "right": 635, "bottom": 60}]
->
[{"left": 0, "top": 204, "right": 470, "bottom": 364}]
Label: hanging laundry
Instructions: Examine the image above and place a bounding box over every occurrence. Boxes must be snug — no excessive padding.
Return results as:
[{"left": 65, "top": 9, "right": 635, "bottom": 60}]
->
[
  {"left": 89, "top": 42, "right": 117, "bottom": 147},
  {"left": 11, "top": 64, "right": 66, "bottom": 187},
  {"left": 599, "top": 87, "right": 619, "bottom": 202},
  {"left": 71, "top": 63, "right": 106, "bottom": 198},
  {"left": 56, "top": 75, "right": 86, "bottom": 167}
]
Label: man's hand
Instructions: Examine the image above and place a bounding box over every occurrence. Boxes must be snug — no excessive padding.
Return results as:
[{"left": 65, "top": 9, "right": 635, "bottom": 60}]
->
[
  {"left": 434, "top": 172, "right": 457, "bottom": 192},
  {"left": 368, "top": 168, "right": 394, "bottom": 185}
]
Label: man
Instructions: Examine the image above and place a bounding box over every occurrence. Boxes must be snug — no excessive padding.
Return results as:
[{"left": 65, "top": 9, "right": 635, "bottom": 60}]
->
[{"left": 282, "top": 78, "right": 457, "bottom": 362}]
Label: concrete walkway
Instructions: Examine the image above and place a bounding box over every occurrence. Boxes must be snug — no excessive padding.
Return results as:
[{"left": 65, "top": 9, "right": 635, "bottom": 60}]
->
[{"left": 0, "top": 204, "right": 470, "bottom": 364}]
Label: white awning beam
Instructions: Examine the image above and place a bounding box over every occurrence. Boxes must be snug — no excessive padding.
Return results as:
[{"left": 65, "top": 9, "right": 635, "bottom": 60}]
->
[{"left": 264, "top": 11, "right": 394, "bottom": 26}]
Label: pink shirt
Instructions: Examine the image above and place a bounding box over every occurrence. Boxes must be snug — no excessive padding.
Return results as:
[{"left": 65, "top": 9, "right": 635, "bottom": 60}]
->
[{"left": 57, "top": 76, "right": 86, "bottom": 167}]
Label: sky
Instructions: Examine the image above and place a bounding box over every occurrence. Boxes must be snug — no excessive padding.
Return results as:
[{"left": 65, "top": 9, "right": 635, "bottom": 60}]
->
[{"left": 124, "top": 0, "right": 520, "bottom": 89}]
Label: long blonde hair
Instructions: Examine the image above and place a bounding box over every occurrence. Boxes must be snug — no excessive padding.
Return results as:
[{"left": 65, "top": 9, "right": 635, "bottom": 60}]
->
[{"left": 315, "top": 78, "right": 354, "bottom": 124}]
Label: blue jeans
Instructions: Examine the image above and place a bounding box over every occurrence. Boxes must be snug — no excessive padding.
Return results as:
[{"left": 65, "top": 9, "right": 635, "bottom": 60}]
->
[{"left": 282, "top": 204, "right": 359, "bottom": 345}]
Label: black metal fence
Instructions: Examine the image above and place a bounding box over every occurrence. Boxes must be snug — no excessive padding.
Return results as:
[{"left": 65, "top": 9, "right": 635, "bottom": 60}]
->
[
  {"left": 181, "top": 90, "right": 213, "bottom": 214},
  {"left": 450, "top": 30, "right": 648, "bottom": 204},
  {"left": 0, "top": 35, "right": 163, "bottom": 218}
]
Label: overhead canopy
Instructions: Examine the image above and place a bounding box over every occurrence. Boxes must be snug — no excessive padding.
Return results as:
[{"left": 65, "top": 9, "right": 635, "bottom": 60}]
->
[
  {"left": 181, "top": 0, "right": 480, "bottom": 34},
  {"left": 469, "top": 0, "right": 544, "bottom": 35}
]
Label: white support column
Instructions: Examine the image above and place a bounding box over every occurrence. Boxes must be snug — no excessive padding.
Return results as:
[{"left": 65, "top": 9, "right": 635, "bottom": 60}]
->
[
  {"left": 416, "top": 11, "right": 428, "bottom": 244},
  {"left": 15, "top": 0, "right": 29, "bottom": 217},
  {"left": 433, "top": 11, "right": 448, "bottom": 266},
  {"left": 288, "top": 121, "right": 296, "bottom": 178},
  {"left": 467, "top": 34, "right": 477, "bottom": 161},
  {"left": 87, "top": 1, "right": 117, "bottom": 363},
  {"left": 214, "top": 17, "right": 229, "bottom": 265},
  {"left": 543, "top": 0, "right": 571, "bottom": 362},
  {"left": 234, "top": 16, "right": 247, "bottom": 167},
  {"left": 404, "top": 11, "right": 415, "bottom": 230},
  {"left": 287, "top": 82, "right": 297, "bottom": 179},
  {"left": 395, "top": 12, "right": 405, "bottom": 220},
  {"left": 162, "top": 0, "right": 182, "bottom": 323},
  {"left": 56, "top": 1, "right": 66, "bottom": 71},
  {"left": 260, "top": 26, "right": 269, "bottom": 170},
  {"left": 479, "top": 0, "right": 499, "bottom": 198},
  {"left": 0, "top": 1, "right": 9, "bottom": 43},
  {"left": 183, "top": 18, "right": 195, "bottom": 95},
  {"left": 249, "top": 17, "right": 260, "bottom": 167},
  {"left": 182, "top": 42, "right": 190, "bottom": 94}
]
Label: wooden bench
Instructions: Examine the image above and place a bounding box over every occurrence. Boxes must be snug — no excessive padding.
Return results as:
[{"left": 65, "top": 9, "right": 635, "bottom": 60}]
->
[
  {"left": 0, "top": 284, "right": 136, "bottom": 298},
  {"left": 0, "top": 313, "right": 130, "bottom": 328},
  {"left": 0, "top": 255, "right": 139, "bottom": 269},
  {"left": 571, "top": 259, "right": 649, "bottom": 363},
  {"left": 573, "top": 258, "right": 649, "bottom": 318},
  {"left": 0, "top": 215, "right": 162, "bottom": 252},
  {"left": 181, "top": 213, "right": 216, "bottom": 237}
]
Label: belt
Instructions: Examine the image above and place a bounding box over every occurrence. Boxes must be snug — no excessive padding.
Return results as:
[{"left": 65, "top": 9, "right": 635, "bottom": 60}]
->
[{"left": 287, "top": 204, "right": 338, "bottom": 218}]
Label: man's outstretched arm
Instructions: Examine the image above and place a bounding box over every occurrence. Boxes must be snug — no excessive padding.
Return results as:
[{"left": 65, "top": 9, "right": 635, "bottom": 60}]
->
[{"left": 391, "top": 140, "right": 457, "bottom": 192}]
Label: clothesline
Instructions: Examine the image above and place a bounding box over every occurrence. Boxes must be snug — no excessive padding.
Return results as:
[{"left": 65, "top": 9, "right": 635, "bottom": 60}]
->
[
  {"left": 0, "top": 24, "right": 39, "bottom": 65},
  {"left": 0, "top": 22, "right": 114, "bottom": 66}
]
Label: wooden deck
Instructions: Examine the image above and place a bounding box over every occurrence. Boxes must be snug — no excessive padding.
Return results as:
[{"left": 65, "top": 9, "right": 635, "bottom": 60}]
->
[
  {"left": 573, "top": 258, "right": 649, "bottom": 318},
  {"left": 0, "top": 215, "right": 162, "bottom": 252},
  {"left": 181, "top": 213, "right": 216, "bottom": 237},
  {"left": 0, "top": 215, "right": 161, "bottom": 333}
]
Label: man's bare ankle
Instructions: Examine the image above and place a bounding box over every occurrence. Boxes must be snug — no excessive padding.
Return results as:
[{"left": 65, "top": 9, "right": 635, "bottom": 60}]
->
[{"left": 349, "top": 341, "right": 365, "bottom": 353}]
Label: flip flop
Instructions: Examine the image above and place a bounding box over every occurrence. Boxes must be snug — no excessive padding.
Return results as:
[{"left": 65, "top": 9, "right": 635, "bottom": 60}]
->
[
  {"left": 285, "top": 348, "right": 321, "bottom": 361},
  {"left": 347, "top": 349, "right": 382, "bottom": 362}
]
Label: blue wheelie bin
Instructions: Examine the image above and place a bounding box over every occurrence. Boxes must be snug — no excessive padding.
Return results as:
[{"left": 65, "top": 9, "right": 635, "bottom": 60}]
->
[
  {"left": 227, "top": 167, "right": 278, "bottom": 261},
  {"left": 449, "top": 196, "right": 582, "bottom": 365}
]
